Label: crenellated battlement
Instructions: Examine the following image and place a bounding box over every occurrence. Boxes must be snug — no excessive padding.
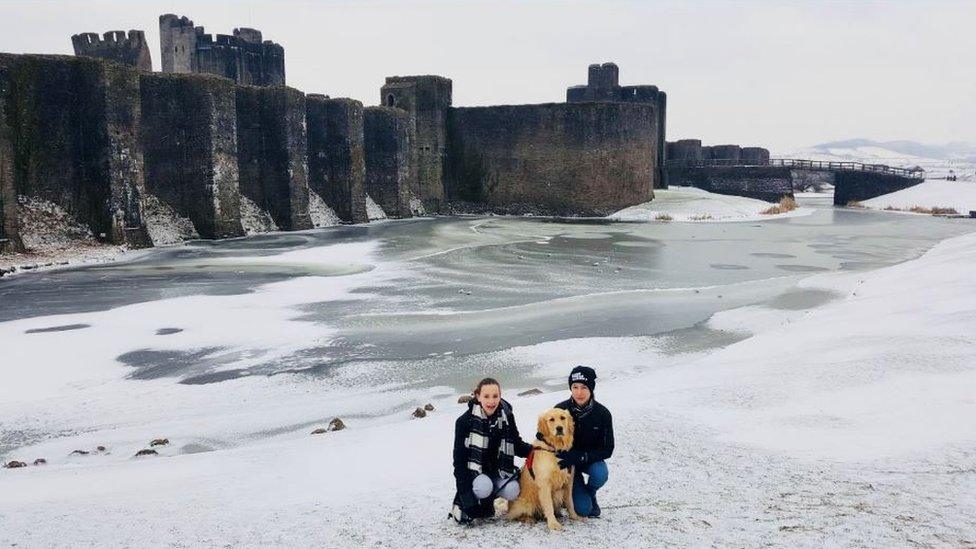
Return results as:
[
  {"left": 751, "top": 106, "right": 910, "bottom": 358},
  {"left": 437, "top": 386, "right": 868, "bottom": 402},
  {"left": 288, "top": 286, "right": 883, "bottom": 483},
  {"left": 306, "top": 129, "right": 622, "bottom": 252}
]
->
[
  {"left": 158, "top": 13, "right": 284, "bottom": 86},
  {"left": 159, "top": 13, "right": 195, "bottom": 30},
  {"left": 71, "top": 29, "right": 152, "bottom": 71}
]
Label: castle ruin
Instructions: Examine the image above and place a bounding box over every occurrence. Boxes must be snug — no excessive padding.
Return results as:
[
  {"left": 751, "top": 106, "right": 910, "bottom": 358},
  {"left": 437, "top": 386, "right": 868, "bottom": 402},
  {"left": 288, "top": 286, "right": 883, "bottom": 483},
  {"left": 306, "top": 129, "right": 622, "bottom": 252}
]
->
[
  {"left": 158, "top": 14, "right": 285, "bottom": 86},
  {"left": 71, "top": 30, "right": 152, "bottom": 71},
  {"left": 567, "top": 62, "right": 668, "bottom": 189},
  {"left": 1, "top": 12, "right": 671, "bottom": 255}
]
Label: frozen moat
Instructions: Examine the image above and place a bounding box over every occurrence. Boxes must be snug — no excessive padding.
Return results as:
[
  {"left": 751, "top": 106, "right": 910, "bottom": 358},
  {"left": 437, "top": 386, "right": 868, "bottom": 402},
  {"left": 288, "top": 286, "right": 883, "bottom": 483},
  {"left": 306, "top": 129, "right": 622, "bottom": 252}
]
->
[{"left": 1, "top": 198, "right": 971, "bottom": 398}]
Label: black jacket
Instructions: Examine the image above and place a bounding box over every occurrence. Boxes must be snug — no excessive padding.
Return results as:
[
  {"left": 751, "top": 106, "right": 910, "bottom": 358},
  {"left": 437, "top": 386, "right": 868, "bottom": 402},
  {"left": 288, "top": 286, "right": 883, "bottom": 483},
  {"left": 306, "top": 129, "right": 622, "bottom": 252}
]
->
[
  {"left": 555, "top": 397, "right": 614, "bottom": 465},
  {"left": 452, "top": 399, "right": 531, "bottom": 514}
]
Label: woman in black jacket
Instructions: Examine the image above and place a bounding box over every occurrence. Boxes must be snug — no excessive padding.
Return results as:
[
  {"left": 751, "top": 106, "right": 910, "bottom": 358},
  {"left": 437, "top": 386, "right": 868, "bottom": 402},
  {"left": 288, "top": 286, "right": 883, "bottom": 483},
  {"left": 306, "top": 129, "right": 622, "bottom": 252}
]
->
[{"left": 450, "top": 377, "right": 532, "bottom": 524}]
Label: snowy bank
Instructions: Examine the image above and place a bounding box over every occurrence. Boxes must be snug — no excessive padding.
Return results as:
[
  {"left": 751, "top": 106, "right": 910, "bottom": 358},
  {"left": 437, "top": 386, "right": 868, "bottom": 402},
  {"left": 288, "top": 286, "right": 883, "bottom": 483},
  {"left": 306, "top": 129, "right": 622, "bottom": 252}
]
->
[
  {"left": 1, "top": 236, "right": 974, "bottom": 544},
  {"left": 0, "top": 243, "right": 139, "bottom": 277},
  {"left": 861, "top": 179, "right": 976, "bottom": 215},
  {"left": 610, "top": 186, "right": 812, "bottom": 223}
]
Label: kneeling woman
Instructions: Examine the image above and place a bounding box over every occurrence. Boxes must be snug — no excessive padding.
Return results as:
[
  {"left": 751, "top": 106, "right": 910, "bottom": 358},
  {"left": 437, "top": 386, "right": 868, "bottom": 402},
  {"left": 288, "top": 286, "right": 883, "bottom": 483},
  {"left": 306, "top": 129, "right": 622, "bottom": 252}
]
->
[{"left": 450, "top": 377, "right": 532, "bottom": 523}]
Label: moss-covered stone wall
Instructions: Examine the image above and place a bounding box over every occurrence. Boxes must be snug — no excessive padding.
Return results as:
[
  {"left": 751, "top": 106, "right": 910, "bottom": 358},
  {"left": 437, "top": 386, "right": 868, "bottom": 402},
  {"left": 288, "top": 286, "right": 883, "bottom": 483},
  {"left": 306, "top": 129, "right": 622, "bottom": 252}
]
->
[
  {"left": 235, "top": 85, "right": 312, "bottom": 230},
  {"left": 364, "top": 106, "right": 413, "bottom": 218},
  {"left": 306, "top": 96, "right": 367, "bottom": 223},
  {"left": 140, "top": 72, "right": 243, "bottom": 239},
  {"left": 445, "top": 102, "right": 657, "bottom": 216},
  {"left": 0, "top": 54, "right": 150, "bottom": 250}
]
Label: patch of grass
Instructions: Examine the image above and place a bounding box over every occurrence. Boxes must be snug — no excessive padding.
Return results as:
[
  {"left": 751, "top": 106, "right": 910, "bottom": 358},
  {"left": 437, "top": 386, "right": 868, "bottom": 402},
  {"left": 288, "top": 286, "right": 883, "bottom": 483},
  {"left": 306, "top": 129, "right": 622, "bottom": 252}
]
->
[
  {"left": 654, "top": 213, "right": 673, "bottom": 221},
  {"left": 760, "top": 196, "right": 799, "bottom": 215},
  {"left": 688, "top": 213, "right": 713, "bottom": 221},
  {"left": 846, "top": 201, "right": 864, "bottom": 208},
  {"left": 881, "top": 205, "right": 959, "bottom": 216}
]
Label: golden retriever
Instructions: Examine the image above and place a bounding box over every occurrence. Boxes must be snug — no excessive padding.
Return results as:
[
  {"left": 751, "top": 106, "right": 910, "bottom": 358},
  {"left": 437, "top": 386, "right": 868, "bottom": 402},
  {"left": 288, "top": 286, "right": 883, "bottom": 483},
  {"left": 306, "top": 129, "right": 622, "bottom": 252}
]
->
[{"left": 507, "top": 408, "right": 582, "bottom": 531}]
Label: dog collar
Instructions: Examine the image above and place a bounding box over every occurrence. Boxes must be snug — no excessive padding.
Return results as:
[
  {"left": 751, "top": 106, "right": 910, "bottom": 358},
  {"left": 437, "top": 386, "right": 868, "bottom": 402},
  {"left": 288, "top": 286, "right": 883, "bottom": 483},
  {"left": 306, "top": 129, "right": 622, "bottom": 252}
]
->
[{"left": 534, "top": 432, "right": 558, "bottom": 452}]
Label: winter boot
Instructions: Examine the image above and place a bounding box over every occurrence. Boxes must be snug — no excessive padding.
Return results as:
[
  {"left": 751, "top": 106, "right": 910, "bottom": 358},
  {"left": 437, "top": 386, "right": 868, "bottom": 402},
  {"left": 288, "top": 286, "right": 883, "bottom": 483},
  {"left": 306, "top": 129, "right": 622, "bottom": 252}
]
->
[
  {"left": 449, "top": 493, "right": 474, "bottom": 524},
  {"left": 449, "top": 502, "right": 473, "bottom": 524}
]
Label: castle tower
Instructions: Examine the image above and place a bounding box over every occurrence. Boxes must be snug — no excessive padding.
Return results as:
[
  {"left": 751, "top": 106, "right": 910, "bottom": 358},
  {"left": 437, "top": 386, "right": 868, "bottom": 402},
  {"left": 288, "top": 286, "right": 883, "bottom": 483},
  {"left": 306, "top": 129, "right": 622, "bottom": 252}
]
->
[
  {"left": 587, "top": 62, "right": 619, "bottom": 100},
  {"left": 159, "top": 14, "right": 198, "bottom": 74},
  {"left": 158, "top": 14, "right": 285, "bottom": 86},
  {"left": 71, "top": 30, "right": 152, "bottom": 71},
  {"left": 566, "top": 63, "right": 668, "bottom": 188},
  {"left": 380, "top": 75, "right": 451, "bottom": 211}
]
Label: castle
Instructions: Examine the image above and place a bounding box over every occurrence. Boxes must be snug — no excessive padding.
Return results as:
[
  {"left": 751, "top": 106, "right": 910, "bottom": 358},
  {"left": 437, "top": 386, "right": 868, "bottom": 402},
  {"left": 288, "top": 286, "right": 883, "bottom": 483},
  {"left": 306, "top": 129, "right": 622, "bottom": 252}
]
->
[
  {"left": 0, "top": 13, "right": 667, "bottom": 254},
  {"left": 157, "top": 14, "right": 285, "bottom": 87}
]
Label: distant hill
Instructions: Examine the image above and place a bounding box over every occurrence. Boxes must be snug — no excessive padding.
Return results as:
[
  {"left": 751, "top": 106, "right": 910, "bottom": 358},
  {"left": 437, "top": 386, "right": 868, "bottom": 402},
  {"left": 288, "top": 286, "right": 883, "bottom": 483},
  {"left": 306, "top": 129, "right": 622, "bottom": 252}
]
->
[
  {"left": 811, "top": 139, "right": 976, "bottom": 161},
  {"left": 778, "top": 139, "right": 976, "bottom": 181}
]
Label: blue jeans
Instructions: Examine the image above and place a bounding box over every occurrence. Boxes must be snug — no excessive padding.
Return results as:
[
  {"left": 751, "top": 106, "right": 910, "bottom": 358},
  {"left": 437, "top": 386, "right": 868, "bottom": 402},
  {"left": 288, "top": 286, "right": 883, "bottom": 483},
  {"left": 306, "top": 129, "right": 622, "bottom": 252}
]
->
[{"left": 572, "top": 461, "right": 608, "bottom": 516}]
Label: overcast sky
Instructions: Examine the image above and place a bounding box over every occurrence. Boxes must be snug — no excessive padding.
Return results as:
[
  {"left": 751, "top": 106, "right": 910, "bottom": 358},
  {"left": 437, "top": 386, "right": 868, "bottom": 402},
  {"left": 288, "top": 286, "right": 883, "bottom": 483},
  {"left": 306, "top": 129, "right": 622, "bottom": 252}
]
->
[{"left": 2, "top": 0, "right": 973, "bottom": 150}]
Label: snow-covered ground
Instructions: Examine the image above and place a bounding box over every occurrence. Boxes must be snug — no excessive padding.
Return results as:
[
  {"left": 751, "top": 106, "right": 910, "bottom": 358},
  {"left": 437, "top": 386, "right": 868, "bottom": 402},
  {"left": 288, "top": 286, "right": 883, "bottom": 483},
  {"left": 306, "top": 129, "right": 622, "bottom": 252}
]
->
[
  {"left": 366, "top": 194, "right": 389, "bottom": 221},
  {"left": 611, "top": 186, "right": 811, "bottom": 223},
  {"left": 2, "top": 221, "right": 975, "bottom": 546},
  {"left": 308, "top": 191, "right": 343, "bottom": 228},
  {"left": 0, "top": 196, "right": 143, "bottom": 276},
  {"left": 861, "top": 180, "right": 976, "bottom": 215},
  {"left": 0, "top": 243, "right": 134, "bottom": 277}
]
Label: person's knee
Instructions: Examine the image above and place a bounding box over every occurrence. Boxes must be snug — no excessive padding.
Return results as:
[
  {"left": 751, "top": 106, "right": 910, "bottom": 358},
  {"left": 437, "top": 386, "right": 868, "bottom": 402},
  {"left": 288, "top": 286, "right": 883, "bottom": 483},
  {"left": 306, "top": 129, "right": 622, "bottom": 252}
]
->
[
  {"left": 471, "top": 474, "right": 493, "bottom": 499},
  {"left": 587, "top": 461, "right": 609, "bottom": 489},
  {"left": 497, "top": 479, "right": 520, "bottom": 501}
]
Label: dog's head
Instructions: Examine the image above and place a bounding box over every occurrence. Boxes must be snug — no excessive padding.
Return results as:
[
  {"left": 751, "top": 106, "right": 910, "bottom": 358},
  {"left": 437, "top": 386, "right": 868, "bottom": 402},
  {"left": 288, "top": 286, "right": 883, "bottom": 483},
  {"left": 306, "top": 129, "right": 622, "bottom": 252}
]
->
[{"left": 537, "top": 408, "right": 574, "bottom": 451}]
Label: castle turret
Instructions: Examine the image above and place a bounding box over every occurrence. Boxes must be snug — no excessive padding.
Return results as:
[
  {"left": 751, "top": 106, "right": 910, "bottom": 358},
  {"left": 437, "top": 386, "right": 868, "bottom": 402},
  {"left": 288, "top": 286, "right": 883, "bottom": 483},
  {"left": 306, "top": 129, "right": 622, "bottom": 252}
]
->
[
  {"left": 158, "top": 14, "right": 198, "bottom": 74},
  {"left": 566, "top": 63, "right": 668, "bottom": 188},
  {"left": 71, "top": 30, "right": 152, "bottom": 71},
  {"left": 380, "top": 75, "right": 452, "bottom": 211},
  {"left": 158, "top": 14, "right": 285, "bottom": 86}
]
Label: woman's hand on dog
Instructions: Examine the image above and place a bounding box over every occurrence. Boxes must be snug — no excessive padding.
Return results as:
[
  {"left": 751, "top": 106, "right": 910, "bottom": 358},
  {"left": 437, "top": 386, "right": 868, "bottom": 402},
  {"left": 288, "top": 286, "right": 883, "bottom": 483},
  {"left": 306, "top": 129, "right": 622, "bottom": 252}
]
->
[{"left": 556, "top": 449, "right": 587, "bottom": 469}]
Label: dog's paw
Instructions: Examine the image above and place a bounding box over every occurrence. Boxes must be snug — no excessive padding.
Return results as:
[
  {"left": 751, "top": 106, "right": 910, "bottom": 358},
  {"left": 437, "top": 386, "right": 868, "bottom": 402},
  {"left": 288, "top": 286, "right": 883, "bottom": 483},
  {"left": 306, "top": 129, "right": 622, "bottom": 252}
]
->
[
  {"left": 569, "top": 513, "right": 584, "bottom": 521},
  {"left": 547, "top": 520, "right": 564, "bottom": 531}
]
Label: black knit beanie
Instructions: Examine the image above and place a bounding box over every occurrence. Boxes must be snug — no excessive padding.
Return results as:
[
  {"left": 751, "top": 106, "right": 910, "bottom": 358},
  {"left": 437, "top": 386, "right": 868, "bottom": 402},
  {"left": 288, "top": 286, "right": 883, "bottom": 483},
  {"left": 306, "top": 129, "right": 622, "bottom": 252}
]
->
[{"left": 568, "top": 365, "right": 596, "bottom": 393}]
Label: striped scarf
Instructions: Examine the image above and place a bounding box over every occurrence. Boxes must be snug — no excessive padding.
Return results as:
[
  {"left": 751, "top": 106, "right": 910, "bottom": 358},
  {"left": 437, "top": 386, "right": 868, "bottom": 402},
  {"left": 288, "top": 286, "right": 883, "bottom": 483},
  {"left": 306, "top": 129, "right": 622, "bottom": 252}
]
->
[
  {"left": 465, "top": 403, "right": 516, "bottom": 476},
  {"left": 571, "top": 397, "right": 594, "bottom": 420}
]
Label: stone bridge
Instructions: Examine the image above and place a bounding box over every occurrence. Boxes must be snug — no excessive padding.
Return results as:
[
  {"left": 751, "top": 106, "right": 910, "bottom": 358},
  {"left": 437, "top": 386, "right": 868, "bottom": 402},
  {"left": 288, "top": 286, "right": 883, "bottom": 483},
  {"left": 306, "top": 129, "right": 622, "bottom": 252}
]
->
[{"left": 666, "top": 157, "right": 925, "bottom": 205}]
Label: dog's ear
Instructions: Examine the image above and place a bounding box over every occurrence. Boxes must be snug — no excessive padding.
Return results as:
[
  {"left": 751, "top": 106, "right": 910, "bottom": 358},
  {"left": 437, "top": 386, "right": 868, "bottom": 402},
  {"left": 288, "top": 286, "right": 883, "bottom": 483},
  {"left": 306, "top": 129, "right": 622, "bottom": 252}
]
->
[
  {"left": 537, "top": 412, "right": 549, "bottom": 439},
  {"left": 565, "top": 412, "right": 574, "bottom": 440}
]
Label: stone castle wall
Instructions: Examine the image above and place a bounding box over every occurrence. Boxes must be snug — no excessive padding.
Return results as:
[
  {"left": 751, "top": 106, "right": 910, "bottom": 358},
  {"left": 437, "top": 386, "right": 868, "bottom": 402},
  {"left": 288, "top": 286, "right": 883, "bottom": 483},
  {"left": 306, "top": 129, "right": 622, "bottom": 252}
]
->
[
  {"left": 832, "top": 171, "right": 920, "bottom": 206},
  {"left": 306, "top": 96, "right": 368, "bottom": 224},
  {"left": 666, "top": 139, "right": 779, "bottom": 201},
  {"left": 72, "top": 30, "right": 152, "bottom": 72},
  {"left": 680, "top": 166, "right": 794, "bottom": 203},
  {"left": 364, "top": 106, "right": 414, "bottom": 218},
  {"left": 380, "top": 76, "right": 451, "bottom": 211},
  {"left": 0, "top": 54, "right": 151, "bottom": 250},
  {"left": 236, "top": 85, "right": 312, "bottom": 230},
  {"left": 2, "top": 51, "right": 672, "bottom": 253},
  {"left": 140, "top": 72, "right": 243, "bottom": 239},
  {"left": 445, "top": 102, "right": 658, "bottom": 216},
  {"left": 0, "top": 62, "right": 15, "bottom": 252}
]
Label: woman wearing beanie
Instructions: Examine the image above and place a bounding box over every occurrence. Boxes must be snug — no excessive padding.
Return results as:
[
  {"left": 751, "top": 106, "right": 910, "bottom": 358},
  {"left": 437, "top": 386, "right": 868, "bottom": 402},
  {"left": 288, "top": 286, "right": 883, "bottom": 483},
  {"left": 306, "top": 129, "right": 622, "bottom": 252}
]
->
[
  {"left": 449, "top": 377, "right": 533, "bottom": 524},
  {"left": 554, "top": 365, "right": 614, "bottom": 517}
]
